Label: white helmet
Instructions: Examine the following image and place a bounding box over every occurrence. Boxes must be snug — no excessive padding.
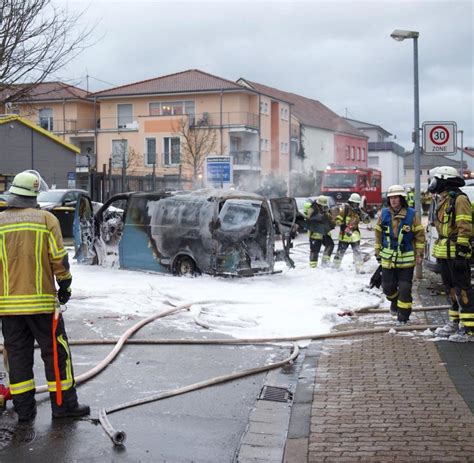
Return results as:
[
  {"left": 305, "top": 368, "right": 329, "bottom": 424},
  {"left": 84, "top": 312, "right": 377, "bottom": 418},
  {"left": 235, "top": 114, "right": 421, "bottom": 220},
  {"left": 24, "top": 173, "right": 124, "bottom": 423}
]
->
[
  {"left": 387, "top": 185, "right": 406, "bottom": 198},
  {"left": 348, "top": 193, "right": 361, "bottom": 204},
  {"left": 434, "top": 166, "right": 459, "bottom": 179}
]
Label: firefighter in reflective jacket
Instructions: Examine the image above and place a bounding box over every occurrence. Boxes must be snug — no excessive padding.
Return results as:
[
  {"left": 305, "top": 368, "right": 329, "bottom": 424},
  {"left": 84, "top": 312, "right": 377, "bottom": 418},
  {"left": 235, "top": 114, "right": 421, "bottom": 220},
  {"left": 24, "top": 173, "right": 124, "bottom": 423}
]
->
[
  {"left": 333, "top": 193, "right": 370, "bottom": 272},
  {"left": 0, "top": 171, "right": 90, "bottom": 422},
  {"left": 406, "top": 187, "right": 415, "bottom": 208},
  {"left": 374, "top": 185, "right": 424, "bottom": 324},
  {"left": 428, "top": 166, "right": 474, "bottom": 342},
  {"left": 306, "top": 196, "right": 335, "bottom": 267}
]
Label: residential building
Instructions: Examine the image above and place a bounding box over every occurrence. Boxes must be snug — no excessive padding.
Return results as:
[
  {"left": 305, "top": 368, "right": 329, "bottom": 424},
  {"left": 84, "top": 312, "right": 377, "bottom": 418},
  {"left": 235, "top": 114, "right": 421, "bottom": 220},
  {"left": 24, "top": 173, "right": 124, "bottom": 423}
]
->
[
  {"left": 449, "top": 146, "right": 474, "bottom": 175},
  {"left": 404, "top": 152, "right": 467, "bottom": 186},
  {"left": 344, "top": 118, "right": 406, "bottom": 191},
  {"left": 0, "top": 115, "right": 79, "bottom": 188},
  {"left": 238, "top": 80, "right": 368, "bottom": 190},
  {"left": 90, "top": 69, "right": 291, "bottom": 191}
]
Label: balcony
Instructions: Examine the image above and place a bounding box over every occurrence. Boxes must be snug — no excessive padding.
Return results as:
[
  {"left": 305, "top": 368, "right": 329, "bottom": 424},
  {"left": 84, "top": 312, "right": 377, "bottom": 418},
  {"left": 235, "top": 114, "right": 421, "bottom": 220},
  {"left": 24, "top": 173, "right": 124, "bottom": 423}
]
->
[
  {"left": 230, "top": 150, "right": 261, "bottom": 170},
  {"left": 190, "top": 112, "right": 259, "bottom": 130},
  {"left": 40, "top": 118, "right": 98, "bottom": 134}
]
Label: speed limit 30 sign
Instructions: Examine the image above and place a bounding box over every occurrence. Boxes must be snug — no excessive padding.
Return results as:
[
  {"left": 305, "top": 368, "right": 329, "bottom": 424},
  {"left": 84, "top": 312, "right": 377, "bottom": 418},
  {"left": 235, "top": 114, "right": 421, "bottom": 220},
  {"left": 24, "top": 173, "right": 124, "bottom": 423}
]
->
[{"left": 422, "top": 121, "right": 457, "bottom": 155}]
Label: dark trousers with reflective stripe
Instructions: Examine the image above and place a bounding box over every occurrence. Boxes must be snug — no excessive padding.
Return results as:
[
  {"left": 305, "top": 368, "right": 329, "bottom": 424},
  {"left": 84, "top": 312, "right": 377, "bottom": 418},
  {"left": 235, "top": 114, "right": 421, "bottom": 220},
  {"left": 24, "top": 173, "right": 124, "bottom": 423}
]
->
[
  {"left": 438, "top": 258, "right": 474, "bottom": 333},
  {"left": 309, "top": 235, "right": 334, "bottom": 264},
  {"left": 381, "top": 267, "right": 414, "bottom": 322},
  {"left": 1, "top": 314, "right": 78, "bottom": 416}
]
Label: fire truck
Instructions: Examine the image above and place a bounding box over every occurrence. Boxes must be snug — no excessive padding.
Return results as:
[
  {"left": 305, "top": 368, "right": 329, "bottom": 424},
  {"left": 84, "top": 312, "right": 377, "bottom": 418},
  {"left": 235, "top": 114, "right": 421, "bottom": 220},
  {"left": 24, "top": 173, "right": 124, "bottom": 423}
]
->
[{"left": 320, "top": 166, "right": 382, "bottom": 216}]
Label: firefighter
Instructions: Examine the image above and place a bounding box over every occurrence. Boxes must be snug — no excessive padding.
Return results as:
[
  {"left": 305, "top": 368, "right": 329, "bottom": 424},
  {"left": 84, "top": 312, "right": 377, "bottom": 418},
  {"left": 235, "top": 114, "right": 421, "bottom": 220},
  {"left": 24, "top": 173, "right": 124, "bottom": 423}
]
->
[
  {"left": 429, "top": 166, "right": 474, "bottom": 342},
  {"left": 406, "top": 187, "right": 415, "bottom": 208},
  {"left": 306, "top": 195, "right": 335, "bottom": 267},
  {"left": 333, "top": 193, "right": 370, "bottom": 273},
  {"left": 0, "top": 171, "right": 90, "bottom": 422},
  {"left": 374, "top": 185, "right": 425, "bottom": 324},
  {"left": 421, "top": 190, "right": 432, "bottom": 215}
]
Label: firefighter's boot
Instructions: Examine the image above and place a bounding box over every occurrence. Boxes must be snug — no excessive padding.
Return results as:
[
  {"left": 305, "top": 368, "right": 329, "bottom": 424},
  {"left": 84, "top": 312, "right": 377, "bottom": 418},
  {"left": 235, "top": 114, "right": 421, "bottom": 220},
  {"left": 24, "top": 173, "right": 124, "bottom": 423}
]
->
[
  {"left": 50, "top": 389, "right": 90, "bottom": 419},
  {"left": 435, "top": 320, "right": 459, "bottom": 337},
  {"left": 390, "top": 300, "right": 398, "bottom": 319}
]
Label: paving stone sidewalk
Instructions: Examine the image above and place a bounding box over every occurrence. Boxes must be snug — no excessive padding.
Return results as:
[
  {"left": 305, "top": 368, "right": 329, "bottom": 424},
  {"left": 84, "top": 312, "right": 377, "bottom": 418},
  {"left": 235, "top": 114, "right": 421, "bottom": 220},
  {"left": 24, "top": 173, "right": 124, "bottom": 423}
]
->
[{"left": 284, "top": 274, "right": 474, "bottom": 462}]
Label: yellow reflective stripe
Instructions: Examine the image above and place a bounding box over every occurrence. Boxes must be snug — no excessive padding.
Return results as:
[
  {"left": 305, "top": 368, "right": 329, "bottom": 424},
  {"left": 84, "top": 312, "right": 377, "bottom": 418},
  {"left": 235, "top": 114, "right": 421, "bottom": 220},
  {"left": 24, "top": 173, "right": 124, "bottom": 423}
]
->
[
  {"left": 448, "top": 309, "right": 459, "bottom": 317},
  {"left": 0, "top": 235, "right": 8, "bottom": 296},
  {"left": 56, "top": 272, "right": 72, "bottom": 281},
  {"left": 374, "top": 225, "right": 382, "bottom": 231},
  {"left": 455, "top": 215, "right": 471, "bottom": 222},
  {"left": 35, "top": 231, "right": 44, "bottom": 295},
  {"left": 415, "top": 244, "right": 425, "bottom": 249},
  {"left": 397, "top": 300, "right": 412, "bottom": 309},
  {"left": 0, "top": 223, "right": 48, "bottom": 232},
  {"left": 47, "top": 378, "right": 74, "bottom": 392},
  {"left": 413, "top": 225, "right": 424, "bottom": 231},
  {"left": 57, "top": 334, "right": 74, "bottom": 391},
  {"left": 0, "top": 307, "right": 55, "bottom": 315},
  {"left": 10, "top": 379, "right": 35, "bottom": 395},
  {"left": 387, "top": 291, "right": 399, "bottom": 300},
  {"left": 48, "top": 232, "right": 67, "bottom": 259},
  {"left": 0, "top": 294, "right": 56, "bottom": 301},
  {"left": 457, "top": 237, "right": 470, "bottom": 244},
  {"left": 374, "top": 244, "right": 381, "bottom": 249}
]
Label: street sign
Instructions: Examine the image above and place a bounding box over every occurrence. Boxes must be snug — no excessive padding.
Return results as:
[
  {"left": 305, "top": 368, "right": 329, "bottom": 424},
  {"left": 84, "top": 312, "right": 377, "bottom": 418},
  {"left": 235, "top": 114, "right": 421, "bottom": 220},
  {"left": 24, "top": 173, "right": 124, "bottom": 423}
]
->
[
  {"left": 422, "top": 121, "right": 457, "bottom": 155},
  {"left": 205, "top": 156, "right": 233, "bottom": 186}
]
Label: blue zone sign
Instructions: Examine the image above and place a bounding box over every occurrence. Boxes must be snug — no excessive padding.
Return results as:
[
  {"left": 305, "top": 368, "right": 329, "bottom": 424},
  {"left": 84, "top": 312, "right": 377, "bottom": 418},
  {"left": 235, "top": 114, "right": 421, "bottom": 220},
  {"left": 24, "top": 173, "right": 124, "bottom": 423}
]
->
[{"left": 206, "top": 157, "right": 232, "bottom": 183}]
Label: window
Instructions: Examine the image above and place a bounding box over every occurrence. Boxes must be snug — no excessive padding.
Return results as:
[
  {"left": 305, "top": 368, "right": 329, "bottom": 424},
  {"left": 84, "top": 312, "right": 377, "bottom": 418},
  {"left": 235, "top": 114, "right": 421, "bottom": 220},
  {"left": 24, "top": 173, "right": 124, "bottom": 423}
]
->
[
  {"left": 260, "top": 102, "right": 268, "bottom": 115},
  {"left": 230, "top": 136, "right": 241, "bottom": 152},
  {"left": 368, "top": 156, "right": 379, "bottom": 167},
  {"left": 149, "top": 101, "right": 195, "bottom": 117},
  {"left": 164, "top": 137, "right": 180, "bottom": 165},
  {"left": 351, "top": 147, "right": 355, "bottom": 160},
  {"left": 117, "top": 104, "right": 133, "bottom": 129},
  {"left": 145, "top": 138, "right": 157, "bottom": 165},
  {"left": 260, "top": 138, "right": 269, "bottom": 151},
  {"left": 362, "top": 148, "right": 366, "bottom": 161},
  {"left": 112, "top": 139, "right": 128, "bottom": 167},
  {"left": 281, "top": 108, "right": 288, "bottom": 120},
  {"left": 39, "top": 108, "right": 53, "bottom": 131},
  {"left": 345, "top": 146, "right": 350, "bottom": 160},
  {"left": 357, "top": 147, "right": 361, "bottom": 160}
]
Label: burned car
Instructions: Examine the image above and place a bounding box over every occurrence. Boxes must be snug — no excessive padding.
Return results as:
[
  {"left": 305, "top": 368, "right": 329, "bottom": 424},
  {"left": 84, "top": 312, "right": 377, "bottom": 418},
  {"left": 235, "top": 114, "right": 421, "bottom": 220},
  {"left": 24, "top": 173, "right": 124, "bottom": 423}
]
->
[{"left": 74, "top": 189, "right": 296, "bottom": 276}]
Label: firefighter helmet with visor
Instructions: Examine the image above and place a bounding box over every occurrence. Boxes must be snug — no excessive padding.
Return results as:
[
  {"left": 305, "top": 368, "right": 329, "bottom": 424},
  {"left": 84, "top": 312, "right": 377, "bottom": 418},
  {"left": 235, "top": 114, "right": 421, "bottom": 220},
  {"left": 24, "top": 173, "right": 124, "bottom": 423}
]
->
[{"left": 387, "top": 185, "right": 406, "bottom": 198}]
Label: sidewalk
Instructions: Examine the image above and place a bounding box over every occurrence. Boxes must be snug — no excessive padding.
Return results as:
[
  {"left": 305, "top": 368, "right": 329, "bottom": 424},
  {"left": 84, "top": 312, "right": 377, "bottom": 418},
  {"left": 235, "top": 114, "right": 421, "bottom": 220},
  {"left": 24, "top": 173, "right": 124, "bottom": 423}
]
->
[{"left": 284, "top": 274, "right": 474, "bottom": 462}]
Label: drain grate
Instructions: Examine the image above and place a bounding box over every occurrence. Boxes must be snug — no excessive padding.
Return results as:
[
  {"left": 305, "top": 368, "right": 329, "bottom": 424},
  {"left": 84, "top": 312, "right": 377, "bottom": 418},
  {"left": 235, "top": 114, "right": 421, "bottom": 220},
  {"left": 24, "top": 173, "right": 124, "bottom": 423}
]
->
[
  {"left": 0, "top": 424, "right": 36, "bottom": 450},
  {"left": 259, "top": 385, "right": 292, "bottom": 403}
]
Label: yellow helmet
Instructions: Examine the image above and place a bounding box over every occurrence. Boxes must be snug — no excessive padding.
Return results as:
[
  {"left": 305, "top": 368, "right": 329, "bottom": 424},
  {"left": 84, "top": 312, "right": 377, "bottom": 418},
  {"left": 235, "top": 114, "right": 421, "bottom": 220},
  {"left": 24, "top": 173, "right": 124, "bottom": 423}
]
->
[{"left": 9, "top": 171, "right": 41, "bottom": 197}]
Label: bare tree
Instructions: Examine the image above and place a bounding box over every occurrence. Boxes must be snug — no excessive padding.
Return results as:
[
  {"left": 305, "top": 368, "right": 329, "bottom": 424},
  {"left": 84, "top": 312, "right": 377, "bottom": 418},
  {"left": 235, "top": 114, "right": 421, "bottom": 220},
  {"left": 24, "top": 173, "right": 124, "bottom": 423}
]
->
[
  {"left": 0, "top": 0, "right": 96, "bottom": 104},
  {"left": 173, "top": 116, "right": 218, "bottom": 182}
]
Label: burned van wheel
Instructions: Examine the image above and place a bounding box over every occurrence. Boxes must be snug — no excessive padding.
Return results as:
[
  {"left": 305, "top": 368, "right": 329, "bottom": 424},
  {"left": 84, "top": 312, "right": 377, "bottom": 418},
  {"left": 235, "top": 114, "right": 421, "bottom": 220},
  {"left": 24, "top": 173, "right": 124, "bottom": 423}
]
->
[{"left": 174, "top": 256, "right": 197, "bottom": 276}]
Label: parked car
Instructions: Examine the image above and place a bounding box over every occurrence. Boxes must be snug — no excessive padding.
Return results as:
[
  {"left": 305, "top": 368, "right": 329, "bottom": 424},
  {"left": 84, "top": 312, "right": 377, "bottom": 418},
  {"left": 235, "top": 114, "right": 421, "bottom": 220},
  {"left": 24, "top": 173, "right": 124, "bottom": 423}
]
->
[
  {"left": 37, "top": 189, "right": 89, "bottom": 238},
  {"left": 424, "top": 185, "right": 474, "bottom": 273},
  {"left": 0, "top": 193, "right": 10, "bottom": 212},
  {"left": 73, "top": 189, "right": 296, "bottom": 277}
]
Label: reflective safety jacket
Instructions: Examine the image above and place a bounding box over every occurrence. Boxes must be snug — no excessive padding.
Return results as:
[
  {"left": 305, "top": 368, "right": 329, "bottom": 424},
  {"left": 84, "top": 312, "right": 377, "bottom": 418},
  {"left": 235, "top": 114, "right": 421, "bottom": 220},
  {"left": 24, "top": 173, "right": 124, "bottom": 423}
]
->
[
  {"left": 375, "top": 207, "right": 424, "bottom": 269},
  {"left": 306, "top": 204, "right": 335, "bottom": 240},
  {"left": 0, "top": 208, "right": 71, "bottom": 315},
  {"left": 406, "top": 191, "right": 415, "bottom": 208},
  {"left": 336, "top": 204, "right": 370, "bottom": 243},
  {"left": 432, "top": 190, "right": 472, "bottom": 259}
]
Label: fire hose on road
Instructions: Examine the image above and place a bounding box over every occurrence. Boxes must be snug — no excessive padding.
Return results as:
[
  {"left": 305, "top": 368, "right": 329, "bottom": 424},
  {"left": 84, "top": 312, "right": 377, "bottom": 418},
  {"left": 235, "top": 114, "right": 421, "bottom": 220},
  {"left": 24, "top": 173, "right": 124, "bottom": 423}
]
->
[{"left": 0, "top": 300, "right": 447, "bottom": 446}]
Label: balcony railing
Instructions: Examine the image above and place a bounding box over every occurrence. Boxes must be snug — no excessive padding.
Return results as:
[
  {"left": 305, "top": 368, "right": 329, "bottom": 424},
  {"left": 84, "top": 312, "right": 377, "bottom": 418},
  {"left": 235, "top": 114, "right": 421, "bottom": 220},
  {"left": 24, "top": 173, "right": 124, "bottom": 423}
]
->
[
  {"left": 190, "top": 112, "right": 259, "bottom": 129},
  {"left": 230, "top": 150, "right": 261, "bottom": 168}
]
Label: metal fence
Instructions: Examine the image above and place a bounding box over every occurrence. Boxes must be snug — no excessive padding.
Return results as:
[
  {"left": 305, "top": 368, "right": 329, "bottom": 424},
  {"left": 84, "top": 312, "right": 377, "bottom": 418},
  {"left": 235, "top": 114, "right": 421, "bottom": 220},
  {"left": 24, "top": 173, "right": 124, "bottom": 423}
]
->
[{"left": 89, "top": 172, "right": 190, "bottom": 203}]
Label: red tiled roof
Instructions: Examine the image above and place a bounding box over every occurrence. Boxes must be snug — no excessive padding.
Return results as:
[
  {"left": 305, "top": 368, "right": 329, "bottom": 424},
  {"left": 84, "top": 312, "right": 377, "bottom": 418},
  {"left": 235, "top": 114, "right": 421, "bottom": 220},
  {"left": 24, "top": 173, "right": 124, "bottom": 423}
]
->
[
  {"left": 462, "top": 147, "right": 474, "bottom": 158},
  {"left": 241, "top": 79, "right": 367, "bottom": 138},
  {"left": 0, "top": 82, "right": 89, "bottom": 102},
  {"left": 91, "top": 69, "right": 249, "bottom": 98}
]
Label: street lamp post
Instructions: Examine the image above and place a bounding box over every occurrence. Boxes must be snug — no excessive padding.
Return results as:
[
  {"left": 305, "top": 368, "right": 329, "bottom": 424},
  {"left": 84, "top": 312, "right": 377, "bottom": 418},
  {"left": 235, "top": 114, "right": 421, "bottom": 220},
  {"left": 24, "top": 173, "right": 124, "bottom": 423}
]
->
[
  {"left": 391, "top": 29, "right": 421, "bottom": 219},
  {"left": 458, "top": 130, "right": 464, "bottom": 177}
]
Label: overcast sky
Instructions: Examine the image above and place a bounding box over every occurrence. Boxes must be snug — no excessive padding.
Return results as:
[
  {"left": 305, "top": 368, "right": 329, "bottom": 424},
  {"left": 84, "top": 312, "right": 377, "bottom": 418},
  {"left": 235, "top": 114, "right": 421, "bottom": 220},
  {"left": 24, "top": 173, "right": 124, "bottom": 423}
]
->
[{"left": 58, "top": 0, "right": 473, "bottom": 150}]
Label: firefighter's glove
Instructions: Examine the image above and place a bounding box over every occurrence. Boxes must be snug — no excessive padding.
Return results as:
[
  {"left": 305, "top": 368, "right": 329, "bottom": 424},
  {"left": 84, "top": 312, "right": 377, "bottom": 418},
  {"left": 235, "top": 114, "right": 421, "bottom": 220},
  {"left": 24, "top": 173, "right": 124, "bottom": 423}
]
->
[
  {"left": 57, "top": 278, "right": 72, "bottom": 305},
  {"left": 455, "top": 243, "right": 471, "bottom": 259}
]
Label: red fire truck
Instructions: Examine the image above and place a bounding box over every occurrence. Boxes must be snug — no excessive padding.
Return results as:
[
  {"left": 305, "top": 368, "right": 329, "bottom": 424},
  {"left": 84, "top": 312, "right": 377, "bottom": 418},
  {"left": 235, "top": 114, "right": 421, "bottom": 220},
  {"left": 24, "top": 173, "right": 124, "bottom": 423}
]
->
[{"left": 320, "top": 166, "right": 382, "bottom": 216}]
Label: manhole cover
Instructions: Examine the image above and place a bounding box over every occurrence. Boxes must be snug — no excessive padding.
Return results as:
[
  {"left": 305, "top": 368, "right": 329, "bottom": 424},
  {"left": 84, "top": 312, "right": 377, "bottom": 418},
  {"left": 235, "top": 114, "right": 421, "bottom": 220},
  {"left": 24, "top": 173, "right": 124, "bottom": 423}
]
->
[
  {"left": 259, "top": 385, "right": 292, "bottom": 403},
  {"left": 0, "top": 424, "right": 36, "bottom": 450}
]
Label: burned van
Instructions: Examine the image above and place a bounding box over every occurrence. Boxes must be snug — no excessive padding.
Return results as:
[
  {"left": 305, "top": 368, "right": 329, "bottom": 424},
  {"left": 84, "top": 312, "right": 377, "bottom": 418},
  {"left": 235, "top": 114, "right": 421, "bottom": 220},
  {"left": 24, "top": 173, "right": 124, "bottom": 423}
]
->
[{"left": 74, "top": 189, "right": 296, "bottom": 276}]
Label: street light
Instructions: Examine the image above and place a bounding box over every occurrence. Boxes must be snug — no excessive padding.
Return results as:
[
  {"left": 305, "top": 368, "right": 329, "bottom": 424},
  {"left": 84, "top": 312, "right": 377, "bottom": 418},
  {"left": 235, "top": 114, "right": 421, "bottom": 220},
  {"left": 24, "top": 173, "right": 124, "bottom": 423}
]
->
[
  {"left": 458, "top": 129, "right": 464, "bottom": 177},
  {"left": 391, "top": 29, "right": 421, "bottom": 219}
]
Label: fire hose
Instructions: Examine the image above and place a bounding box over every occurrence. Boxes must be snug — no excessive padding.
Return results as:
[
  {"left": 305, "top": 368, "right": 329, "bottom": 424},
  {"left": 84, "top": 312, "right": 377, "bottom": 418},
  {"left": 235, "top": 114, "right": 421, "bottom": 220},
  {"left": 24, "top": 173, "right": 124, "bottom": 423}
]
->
[{"left": 0, "top": 301, "right": 447, "bottom": 446}]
